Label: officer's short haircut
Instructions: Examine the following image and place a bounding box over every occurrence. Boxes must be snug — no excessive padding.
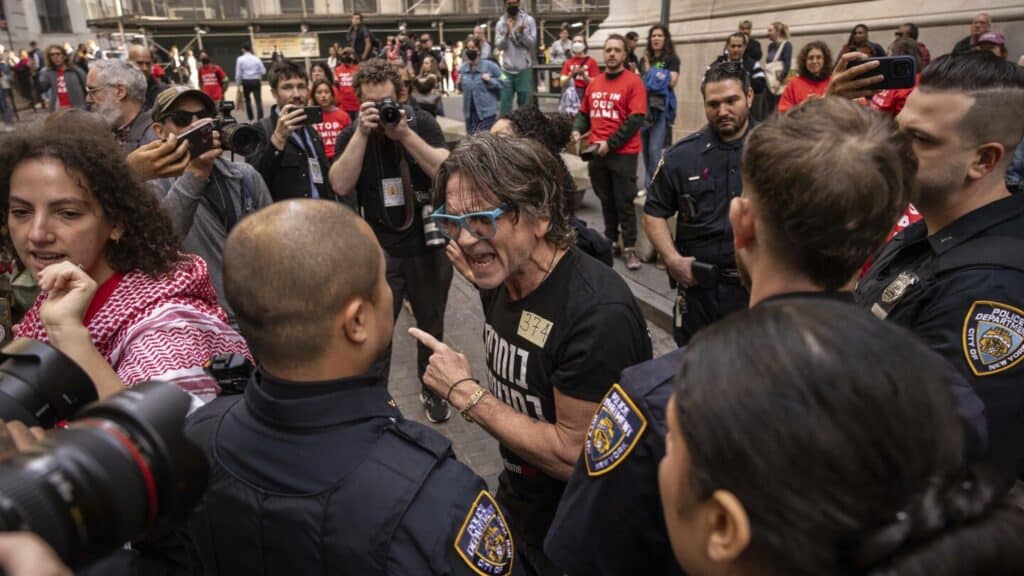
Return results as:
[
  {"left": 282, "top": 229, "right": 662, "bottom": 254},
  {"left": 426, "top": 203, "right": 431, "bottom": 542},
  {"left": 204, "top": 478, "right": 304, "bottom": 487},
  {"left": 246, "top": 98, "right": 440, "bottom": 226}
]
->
[
  {"left": 701, "top": 61, "right": 751, "bottom": 97},
  {"left": 742, "top": 98, "right": 916, "bottom": 291},
  {"left": 353, "top": 58, "right": 403, "bottom": 100},
  {"left": 224, "top": 200, "right": 383, "bottom": 371},
  {"left": 919, "top": 52, "right": 1024, "bottom": 156},
  {"left": 433, "top": 133, "right": 574, "bottom": 249},
  {"left": 902, "top": 22, "right": 919, "bottom": 39},
  {"left": 268, "top": 59, "right": 307, "bottom": 91},
  {"left": 91, "top": 59, "right": 147, "bottom": 104}
]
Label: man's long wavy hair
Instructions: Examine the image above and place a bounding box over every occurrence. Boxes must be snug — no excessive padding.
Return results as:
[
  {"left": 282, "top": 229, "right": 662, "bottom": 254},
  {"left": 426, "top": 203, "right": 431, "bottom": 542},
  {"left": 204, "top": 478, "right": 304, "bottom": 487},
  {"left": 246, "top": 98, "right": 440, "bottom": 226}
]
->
[{"left": 432, "top": 133, "right": 574, "bottom": 249}]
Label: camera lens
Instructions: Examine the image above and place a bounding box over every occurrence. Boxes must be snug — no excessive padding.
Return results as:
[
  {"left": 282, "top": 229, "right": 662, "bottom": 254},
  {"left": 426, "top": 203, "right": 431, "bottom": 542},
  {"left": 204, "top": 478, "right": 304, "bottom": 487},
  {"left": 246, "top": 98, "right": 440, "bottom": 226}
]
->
[
  {"left": 0, "top": 381, "right": 208, "bottom": 568},
  {"left": 220, "top": 123, "right": 263, "bottom": 157},
  {"left": 0, "top": 339, "right": 97, "bottom": 428},
  {"left": 378, "top": 99, "right": 403, "bottom": 127}
]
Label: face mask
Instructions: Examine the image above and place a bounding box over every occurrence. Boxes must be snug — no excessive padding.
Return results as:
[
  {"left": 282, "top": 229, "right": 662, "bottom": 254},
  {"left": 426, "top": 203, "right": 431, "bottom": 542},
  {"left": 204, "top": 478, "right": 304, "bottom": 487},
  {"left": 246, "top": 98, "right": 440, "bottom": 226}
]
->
[
  {"left": 572, "top": 42, "right": 585, "bottom": 54},
  {"left": 341, "top": 56, "right": 354, "bottom": 64},
  {"left": 201, "top": 58, "right": 210, "bottom": 65},
  {"left": 506, "top": 5, "right": 519, "bottom": 17},
  {"left": 465, "top": 49, "right": 478, "bottom": 61}
]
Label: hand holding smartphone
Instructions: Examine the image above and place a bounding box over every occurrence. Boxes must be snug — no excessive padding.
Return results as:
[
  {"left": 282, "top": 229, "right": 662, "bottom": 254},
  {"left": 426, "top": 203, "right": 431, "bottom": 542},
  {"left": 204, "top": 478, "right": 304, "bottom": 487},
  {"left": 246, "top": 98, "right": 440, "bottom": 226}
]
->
[
  {"left": 856, "top": 55, "right": 916, "bottom": 90},
  {"left": 176, "top": 118, "right": 216, "bottom": 158},
  {"left": 303, "top": 106, "right": 323, "bottom": 125}
]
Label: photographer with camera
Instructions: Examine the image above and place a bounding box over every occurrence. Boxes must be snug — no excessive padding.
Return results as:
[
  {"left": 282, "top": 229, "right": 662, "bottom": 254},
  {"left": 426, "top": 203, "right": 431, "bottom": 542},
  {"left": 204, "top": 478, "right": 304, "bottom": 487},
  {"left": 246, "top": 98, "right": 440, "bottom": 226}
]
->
[
  {"left": 248, "top": 60, "right": 333, "bottom": 202},
  {"left": 149, "top": 86, "right": 272, "bottom": 326},
  {"left": 328, "top": 58, "right": 452, "bottom": 422},
  {"left": 183, "top": 200, "right": 521, "bottom": 575}
]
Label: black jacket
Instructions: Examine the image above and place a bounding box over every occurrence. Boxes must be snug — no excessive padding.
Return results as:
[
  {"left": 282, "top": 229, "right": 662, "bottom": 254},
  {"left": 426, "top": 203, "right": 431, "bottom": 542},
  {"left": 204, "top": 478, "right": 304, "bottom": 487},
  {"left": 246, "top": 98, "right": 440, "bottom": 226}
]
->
[
  {"left": 184, "top": 370, "right": 524, "bottom": 575},
  {"left": 248, "top": 107, "right": 333, "bottom": 202}
]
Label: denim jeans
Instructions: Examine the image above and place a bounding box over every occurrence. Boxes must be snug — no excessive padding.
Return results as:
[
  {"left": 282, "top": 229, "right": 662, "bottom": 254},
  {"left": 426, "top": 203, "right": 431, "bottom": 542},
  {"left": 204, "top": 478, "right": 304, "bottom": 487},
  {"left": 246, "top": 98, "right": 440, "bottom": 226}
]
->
[
  {"left": 640, "top": 110, "right": 669, "bottom": 190},
  {"left": 466, "top": 105, "right": 497, "bottom": 134},
  {"left": 500, "top": 69, "right": 534, "bottom": 115}
]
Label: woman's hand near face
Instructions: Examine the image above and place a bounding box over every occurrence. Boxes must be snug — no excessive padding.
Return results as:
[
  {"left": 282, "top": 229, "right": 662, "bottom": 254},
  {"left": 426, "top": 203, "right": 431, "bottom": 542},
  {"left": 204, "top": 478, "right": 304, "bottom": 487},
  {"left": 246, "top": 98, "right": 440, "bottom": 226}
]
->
[{"left": 37, "top": 260, "right": 98, "bottom": 340}]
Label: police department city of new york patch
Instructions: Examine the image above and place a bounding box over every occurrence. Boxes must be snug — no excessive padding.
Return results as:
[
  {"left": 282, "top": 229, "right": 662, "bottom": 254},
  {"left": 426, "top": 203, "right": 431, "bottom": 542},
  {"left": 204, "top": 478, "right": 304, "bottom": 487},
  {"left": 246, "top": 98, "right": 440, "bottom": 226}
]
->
[
  {"left": 454, "top": 491, "right": 514, "bottom": 576},
  {"left": 584, "top": 383, "right": 648, "bottom": 477},
  {"left": 962, "top": 300, "right": 1024, "bottom": 377}
]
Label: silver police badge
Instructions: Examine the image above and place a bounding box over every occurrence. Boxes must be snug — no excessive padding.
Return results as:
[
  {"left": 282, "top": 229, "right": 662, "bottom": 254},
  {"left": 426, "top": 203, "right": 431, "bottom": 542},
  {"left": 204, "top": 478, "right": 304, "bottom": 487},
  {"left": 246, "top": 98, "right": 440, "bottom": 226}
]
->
[{"left": 882, "top": 271, "right": 919, "bottom": 304}]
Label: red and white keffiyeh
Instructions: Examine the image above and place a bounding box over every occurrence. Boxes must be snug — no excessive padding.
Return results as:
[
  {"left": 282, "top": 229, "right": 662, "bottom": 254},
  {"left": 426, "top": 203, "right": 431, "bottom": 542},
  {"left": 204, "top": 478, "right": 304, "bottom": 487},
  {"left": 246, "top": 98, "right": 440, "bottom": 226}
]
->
[{"left": 15, "top": 254, "right": 251, "bottom": 404}]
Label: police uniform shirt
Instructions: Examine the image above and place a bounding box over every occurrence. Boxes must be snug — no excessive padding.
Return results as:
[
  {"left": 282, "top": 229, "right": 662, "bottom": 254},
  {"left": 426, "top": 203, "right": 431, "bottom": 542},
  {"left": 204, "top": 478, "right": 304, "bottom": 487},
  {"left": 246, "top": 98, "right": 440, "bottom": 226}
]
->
[
  {"left": 643, "top": 123, "right": 753, "bottom": 267},
  {"left": 479, "top": 247, "right": 652, "bottom": 547},
  {"left": 857, "top": 193, "right": 1024, "bottom": 479},
  {"left": 545, "top": 346, "right": 685, "bottom": 576},
  {"left": 545, "top": 292, "right": 987, "bottom": 576},
  {"left": 334, "top": 108, "right": 447, "bottom": 258},
  {"left": 183, "top": 370, "right": 521, "bottom": 576}
]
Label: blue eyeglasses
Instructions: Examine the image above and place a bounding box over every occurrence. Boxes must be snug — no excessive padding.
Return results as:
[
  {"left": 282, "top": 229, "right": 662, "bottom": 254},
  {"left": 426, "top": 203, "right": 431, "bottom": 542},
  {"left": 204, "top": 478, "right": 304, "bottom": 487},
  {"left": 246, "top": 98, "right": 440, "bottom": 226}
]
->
[{"left": 430, "top": 202, "right": 511, "bottom": 240}]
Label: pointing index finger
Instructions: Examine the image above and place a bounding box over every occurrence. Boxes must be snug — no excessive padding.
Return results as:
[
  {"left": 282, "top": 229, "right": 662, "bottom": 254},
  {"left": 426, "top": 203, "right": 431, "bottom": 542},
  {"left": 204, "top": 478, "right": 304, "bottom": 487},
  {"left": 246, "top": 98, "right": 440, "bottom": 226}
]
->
[{"left": 408, "top": 327, "right": 444, "bottom": 351}]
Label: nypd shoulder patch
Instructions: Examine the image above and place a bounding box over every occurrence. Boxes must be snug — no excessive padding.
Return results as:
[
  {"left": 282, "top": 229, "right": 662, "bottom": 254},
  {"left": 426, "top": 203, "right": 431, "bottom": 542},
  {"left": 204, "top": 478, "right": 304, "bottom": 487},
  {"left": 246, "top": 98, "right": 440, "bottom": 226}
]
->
[
  {"left": 454, "top": 491, "right": 514, "bottom": 576},
  {"left": 584, "top": 383, "right": 648, "bottom": 477},
  {"left": 962, "top": 300, "right": 1024, "bottom": 377}
]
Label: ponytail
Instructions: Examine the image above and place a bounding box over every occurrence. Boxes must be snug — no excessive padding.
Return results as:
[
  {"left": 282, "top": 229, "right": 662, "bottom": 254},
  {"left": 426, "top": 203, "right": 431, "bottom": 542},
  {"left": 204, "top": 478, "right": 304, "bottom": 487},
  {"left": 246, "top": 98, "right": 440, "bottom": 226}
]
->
[{"left": 857, "top": 468, "right": 1024, "bottom": 575}]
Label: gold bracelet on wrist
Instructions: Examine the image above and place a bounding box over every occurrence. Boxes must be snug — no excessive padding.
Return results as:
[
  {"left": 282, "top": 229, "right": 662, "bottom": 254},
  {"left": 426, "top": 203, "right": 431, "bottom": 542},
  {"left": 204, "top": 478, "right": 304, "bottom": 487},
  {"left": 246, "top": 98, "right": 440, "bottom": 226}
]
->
[{"left": 461, "top": 388, "right": 488, "bottom": 423}]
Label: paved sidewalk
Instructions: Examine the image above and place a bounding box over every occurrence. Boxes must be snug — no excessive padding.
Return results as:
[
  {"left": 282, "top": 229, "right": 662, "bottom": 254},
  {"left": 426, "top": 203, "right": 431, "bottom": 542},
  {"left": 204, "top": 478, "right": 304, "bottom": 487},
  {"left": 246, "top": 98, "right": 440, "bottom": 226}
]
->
[{"left": 388, "top": 273, "right": 677, "bottom": 490}]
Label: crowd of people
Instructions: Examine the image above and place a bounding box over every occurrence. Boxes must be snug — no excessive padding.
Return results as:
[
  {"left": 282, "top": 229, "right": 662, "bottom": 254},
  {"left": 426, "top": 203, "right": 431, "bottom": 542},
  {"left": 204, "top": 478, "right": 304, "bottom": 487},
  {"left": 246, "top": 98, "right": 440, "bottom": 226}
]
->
[{"left": 0, "top": 5, "right": 1022, "bottom": 576}]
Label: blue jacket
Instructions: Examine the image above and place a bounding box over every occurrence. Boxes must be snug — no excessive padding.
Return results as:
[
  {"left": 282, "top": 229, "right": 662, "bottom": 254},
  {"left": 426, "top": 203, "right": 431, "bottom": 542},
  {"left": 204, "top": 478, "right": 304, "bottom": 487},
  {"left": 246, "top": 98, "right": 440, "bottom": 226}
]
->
[{"left": 458, "top": 59, "right": 505, "bottom": 121}]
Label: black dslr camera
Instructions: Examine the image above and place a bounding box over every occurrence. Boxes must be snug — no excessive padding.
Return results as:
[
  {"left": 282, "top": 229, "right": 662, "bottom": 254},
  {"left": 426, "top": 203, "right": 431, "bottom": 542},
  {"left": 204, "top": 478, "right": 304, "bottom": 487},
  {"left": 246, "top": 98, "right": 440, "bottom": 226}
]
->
[
  {"left": 0, "top": 340, "right": 208, "bottom": 568},
  {"left": 213, "top": 101, "right": 264, "bottom": 156},
  {"left": 376, "top": 97, "right": 405, "bottom": 127}
]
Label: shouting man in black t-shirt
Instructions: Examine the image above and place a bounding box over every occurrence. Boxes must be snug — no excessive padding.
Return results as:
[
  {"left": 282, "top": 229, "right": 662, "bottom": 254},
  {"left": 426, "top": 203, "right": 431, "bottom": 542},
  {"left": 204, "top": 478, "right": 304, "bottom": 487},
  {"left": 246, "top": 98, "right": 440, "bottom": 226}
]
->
[
  {"left": 410, "top": 133, "right": 653, "bottom": 576},
  {"left": 329, "top": 59, "right": 454, "bottom": 423}
]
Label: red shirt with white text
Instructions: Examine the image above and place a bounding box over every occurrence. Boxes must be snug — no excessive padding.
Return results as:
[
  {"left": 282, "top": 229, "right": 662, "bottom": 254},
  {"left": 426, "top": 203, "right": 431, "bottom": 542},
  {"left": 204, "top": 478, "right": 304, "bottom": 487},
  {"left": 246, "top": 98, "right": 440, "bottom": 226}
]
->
[
  {"left": 312, "top": 107, "right": 352, "bottom": 160},
  {"left": 333, "top": 64, "right": 361, "bottom": 113},
  {"left": 580, "top": 70, "right": 647, "bottom": 154},
  {"left": 200, "top": 64, "right": 227, "bottom": 101}
]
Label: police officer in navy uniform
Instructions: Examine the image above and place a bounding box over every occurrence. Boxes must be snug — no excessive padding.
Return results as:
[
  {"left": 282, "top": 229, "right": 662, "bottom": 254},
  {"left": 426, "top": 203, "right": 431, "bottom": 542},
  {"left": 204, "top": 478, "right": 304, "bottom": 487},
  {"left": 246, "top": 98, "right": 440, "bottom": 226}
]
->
[
  {"left": 545, "top": 98, "right": 987, "bottom": 576},
  {"left": 642, "top": 61, "right": 753, "bottom": 346},
  {"left": 853, "top": 52, "right": 1024, "bottom": 484},
  {"left": 183, "top": 200, "right": 521, "bottom": 576}
]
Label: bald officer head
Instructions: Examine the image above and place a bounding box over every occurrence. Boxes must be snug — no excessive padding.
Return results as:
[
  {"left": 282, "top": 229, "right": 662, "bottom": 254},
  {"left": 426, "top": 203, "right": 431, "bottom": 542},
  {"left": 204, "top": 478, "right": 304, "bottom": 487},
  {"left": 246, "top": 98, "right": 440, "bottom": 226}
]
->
[{"left": 224, "top": 200, "right": 394, "bottom": 379}]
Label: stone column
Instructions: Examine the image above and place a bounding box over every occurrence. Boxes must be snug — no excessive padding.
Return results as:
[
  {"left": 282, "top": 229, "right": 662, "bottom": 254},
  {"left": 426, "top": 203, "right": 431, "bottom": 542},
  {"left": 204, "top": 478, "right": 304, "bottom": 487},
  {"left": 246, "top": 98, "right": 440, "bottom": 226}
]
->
[{"left": 593, "top": 0, "right": 1024, "bottom": 132}]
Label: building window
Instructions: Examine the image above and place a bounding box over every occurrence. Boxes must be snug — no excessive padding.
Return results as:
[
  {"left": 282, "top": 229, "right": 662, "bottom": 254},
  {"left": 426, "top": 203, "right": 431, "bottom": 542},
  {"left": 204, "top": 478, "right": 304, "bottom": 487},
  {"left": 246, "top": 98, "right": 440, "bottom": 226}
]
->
[
  {"left": 279, "top": 0, "right": 306, "bottom": 14},
  {"left": 37, "top": 0, "right": 71, "bottom": 33}
]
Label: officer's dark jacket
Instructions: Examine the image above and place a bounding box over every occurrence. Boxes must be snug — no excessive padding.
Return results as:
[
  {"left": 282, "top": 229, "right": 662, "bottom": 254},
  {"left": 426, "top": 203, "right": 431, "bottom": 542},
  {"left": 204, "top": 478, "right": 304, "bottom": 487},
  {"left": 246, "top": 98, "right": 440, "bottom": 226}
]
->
[
  {"left": 545, "top": 345, "right": 684, "bottom": 576},
  {"left": 183, "top": 370, "right": 520, "bottom": 576},
  {"left": 644, "top": 122, "right": 754, "bottom": 269},
  {"left": 545, "top": 292, "right": 987, "bottom": 576},
  {"left": 248, "top": 107, "right": 332, "bottom": 202},
  {"left": 857, "top": 193, "right": 1024, "bottom": 481}
]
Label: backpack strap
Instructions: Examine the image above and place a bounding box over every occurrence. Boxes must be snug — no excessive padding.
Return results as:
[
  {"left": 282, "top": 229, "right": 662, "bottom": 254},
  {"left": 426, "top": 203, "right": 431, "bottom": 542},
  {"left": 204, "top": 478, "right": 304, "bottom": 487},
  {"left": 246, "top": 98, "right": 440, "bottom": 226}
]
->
[{"left": 934, "top": 236, "right": 1024, "bottom": 276}]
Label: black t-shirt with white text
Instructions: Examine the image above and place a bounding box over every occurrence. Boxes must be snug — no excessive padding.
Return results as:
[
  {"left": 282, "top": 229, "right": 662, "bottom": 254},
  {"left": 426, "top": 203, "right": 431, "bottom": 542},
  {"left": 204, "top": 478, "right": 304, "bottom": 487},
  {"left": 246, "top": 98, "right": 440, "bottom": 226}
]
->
[
  {"left": 479, "top": 247, "right": 652, "bottom": 546},
  {"left": 335, "top": 108, "right": 446, "bottom": 257}
]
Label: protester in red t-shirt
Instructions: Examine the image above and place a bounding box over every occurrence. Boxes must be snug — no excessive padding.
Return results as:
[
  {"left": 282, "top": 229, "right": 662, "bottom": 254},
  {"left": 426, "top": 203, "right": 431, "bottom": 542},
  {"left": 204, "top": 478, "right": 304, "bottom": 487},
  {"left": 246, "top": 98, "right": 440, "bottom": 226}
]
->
[
  {"left": 197, "top": 51, "right": 228, "bottom": 105},
  {"left": 560, "top": 35, "right": 600, "bottom": 101},
  {"left": 309, "top": 79, "right": 352, "bottom": 161},
  {"left": 571, "top": 34, "right": 647, "bottom": 270},
  {"left": 333, "top": 48, "right": 361, "bottom": 121},
  {"left": 38, "top": 45, "right": 87, "bottom": 112}
]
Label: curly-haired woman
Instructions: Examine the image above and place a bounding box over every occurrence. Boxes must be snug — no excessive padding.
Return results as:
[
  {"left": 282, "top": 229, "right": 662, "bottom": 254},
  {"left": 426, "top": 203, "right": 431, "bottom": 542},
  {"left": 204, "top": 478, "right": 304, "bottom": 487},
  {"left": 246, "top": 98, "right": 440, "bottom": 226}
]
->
[
  {"left": 0, "top": 128, "right": 250, "bottom": 404},
  {"left": 777, "top": 41, "right": 832, "bottom": 113}
]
